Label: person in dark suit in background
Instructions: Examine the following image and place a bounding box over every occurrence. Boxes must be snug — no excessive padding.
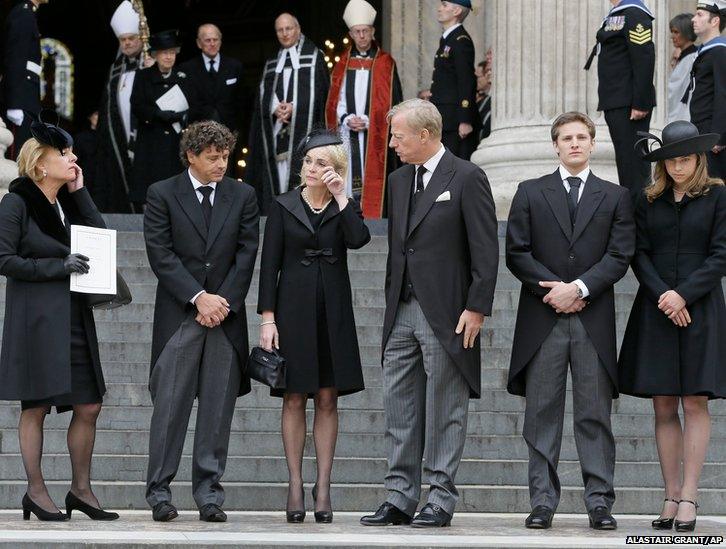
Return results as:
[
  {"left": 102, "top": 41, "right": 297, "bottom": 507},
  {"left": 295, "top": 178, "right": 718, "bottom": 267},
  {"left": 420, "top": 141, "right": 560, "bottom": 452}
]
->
[
  {"left": 130, "top": 30, "right": 191, "bottom": 210},
  {"left": 429, "top": 0, "right": 478, "bottom": 160},
  {"left": 1, "top": 0, "right": 43, "bottom": 159},
  {"left": 258, "top": 131, "right": 370, "bottom": 524},
  {"left": 620, "top": 121, "right": 726, "bottom": 532},
  {"left": 180, "top": 23, "right": 244, "bottom": 136},
  {"left": 143, "top": 121, "right": 259, "bottom": 523},
  {"left": 506, "top": 112, "right": 635, "bottom": 531},
  {"left": 360, "top": 98, "right": 498, "bottom": 528},
  {"left": 585, "top": 0, "right": 656, "bottom": 200},
  {"left": 0, "top": 117, "right": 118, "bottom": 522}
]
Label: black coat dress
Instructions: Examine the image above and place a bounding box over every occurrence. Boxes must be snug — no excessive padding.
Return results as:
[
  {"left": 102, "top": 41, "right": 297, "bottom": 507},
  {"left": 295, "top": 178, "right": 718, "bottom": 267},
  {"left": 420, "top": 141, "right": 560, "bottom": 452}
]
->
[
  {"left": 619, "top": 187, "right": 726, "bottom": 398},
  {"left": 258, "top": 189, "right": 370, "bottom": 396},
  {"left": 0, "top": 178, "right": 106, "bottom": 402},
  {"left": 130, "top": 65, "right": 191, "bottom": 204}
]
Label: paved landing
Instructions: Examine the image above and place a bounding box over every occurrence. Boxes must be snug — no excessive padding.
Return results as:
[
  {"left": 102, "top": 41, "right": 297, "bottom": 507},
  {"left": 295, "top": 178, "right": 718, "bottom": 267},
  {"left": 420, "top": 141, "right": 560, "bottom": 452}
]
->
[{"left": 0, "top": 512, "right": 724, "bottom": 547}]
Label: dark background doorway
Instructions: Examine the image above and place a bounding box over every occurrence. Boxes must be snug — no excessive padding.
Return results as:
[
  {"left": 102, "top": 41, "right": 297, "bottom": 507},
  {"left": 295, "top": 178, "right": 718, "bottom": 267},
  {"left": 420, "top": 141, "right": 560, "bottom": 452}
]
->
[{"left": 1, "top": 0, "right": 384, "bottom": 158}]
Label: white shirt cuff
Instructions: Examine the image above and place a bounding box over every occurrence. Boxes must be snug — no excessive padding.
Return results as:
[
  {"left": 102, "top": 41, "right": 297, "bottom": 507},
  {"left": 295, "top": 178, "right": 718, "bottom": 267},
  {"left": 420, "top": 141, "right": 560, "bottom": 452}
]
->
[
  {"left": 6, "top": 109, "right": 23, "bottom": 126},
  {"left": 573, "top": 279, "right": 589, "bottom": 299},
  {"left": 191, "top": 290, "right": 205, "bottom": 305}
]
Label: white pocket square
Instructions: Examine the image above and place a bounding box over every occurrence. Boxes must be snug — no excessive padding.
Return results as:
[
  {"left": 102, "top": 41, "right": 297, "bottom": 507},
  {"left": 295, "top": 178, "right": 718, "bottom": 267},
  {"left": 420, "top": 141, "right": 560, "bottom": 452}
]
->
[
  {"left": 225, "top": 78, "right": 237, "bottom": 85},
  {"left": 435, "top": 191, "right": 451, "bottom": 202}
]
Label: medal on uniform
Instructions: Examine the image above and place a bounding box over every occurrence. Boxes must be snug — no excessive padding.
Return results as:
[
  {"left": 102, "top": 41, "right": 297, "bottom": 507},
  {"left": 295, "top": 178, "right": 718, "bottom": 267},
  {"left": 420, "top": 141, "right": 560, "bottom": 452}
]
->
[{"left": 604, "top": 15, "right": 625, "bottom": 31}]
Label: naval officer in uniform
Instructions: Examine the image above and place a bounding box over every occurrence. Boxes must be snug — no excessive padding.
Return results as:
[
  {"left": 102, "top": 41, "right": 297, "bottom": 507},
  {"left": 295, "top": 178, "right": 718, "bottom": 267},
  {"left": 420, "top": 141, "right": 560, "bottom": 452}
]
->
[
  {"left": 429, "top": 0, "right": 478, "bottom": 160},
  {"left": 586, "top": 0, "right": 656, "bottom": 200}
]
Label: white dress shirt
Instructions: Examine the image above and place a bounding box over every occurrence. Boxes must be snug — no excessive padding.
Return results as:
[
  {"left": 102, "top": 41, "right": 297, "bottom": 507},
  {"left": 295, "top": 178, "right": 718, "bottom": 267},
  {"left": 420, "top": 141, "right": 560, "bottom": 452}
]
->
[
  {"left": 188, "top": 169, "right": 218, "bottom": 304},
  {"left": 442, "top": 23, "right": 462, "bottom": 40},
  {"left": 414, "top": 144, "right": 447, "bottom": 192},
  {"left": 558, "top": 164, "right": 590, "bottom": 298},
  {"left": 203, "top": 53, "right": 221, "bottom": 72}
]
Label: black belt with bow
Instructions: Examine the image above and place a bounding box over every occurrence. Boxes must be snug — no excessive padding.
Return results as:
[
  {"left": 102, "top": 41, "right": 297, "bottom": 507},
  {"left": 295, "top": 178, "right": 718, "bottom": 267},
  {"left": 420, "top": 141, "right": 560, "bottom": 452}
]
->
[{"left": 301, "top": 248, "right": 338, "bottom": 266}]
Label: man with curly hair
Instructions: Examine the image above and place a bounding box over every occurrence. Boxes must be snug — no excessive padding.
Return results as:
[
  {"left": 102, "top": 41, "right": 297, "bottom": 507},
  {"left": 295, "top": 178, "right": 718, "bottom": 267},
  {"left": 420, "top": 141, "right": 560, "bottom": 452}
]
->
[{"left": 143, "top": 120, "right": 259, "bottom": 523}]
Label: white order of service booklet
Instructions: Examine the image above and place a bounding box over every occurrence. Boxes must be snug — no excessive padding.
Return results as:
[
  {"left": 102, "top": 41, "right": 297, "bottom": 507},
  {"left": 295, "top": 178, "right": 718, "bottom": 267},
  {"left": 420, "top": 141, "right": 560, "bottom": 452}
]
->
[{"left": 69, "top": 225, "right": 117, "bottom": 295}]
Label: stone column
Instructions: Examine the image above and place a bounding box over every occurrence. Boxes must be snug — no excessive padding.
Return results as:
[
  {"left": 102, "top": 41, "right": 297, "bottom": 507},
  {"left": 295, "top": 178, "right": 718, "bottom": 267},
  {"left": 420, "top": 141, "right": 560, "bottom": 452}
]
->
[
  {"left": 0, "top": 117, "right": 18, "bottom": 197},
  {"left": 471, "top": 0, "right": 670, "bottom": 218}
]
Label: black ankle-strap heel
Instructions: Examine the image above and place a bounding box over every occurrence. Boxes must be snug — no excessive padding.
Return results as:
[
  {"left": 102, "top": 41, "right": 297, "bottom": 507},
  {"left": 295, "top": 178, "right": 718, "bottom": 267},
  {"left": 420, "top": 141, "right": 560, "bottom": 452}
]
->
[
  {"left": 651, "top": 498, "right": 679, "bottom": 530},
  {"left": 674, "top": 500, "right": 699, "bottom": 532}
]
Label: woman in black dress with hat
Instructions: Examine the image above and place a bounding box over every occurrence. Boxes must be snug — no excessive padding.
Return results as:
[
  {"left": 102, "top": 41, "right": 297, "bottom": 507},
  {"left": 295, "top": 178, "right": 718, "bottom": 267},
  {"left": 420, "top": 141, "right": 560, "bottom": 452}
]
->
[
  {"left": 130, "top": 29, "right": 190, "bottom": 209},
  {"left": 0, "top": 114, "right": 118, "bottom": 521},
  {"left": 258, "top": 131, "right": 370, "bottom": 523},
  {"left": 619, "top": 121, "right": 726, "bottom": 532}
]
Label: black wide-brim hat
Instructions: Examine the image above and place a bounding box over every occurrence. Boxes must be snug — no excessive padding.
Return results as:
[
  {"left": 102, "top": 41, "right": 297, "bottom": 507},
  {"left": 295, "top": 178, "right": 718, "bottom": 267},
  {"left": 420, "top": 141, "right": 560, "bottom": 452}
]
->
[
  {"left": 29, "top": 109, "right": 73, "bottom": 152},
  {"left": 149, "top": 29, "right": 181, "bottom": 52},
  {"left": 635, "top": 121, "right": 720, "bottom": 161}
]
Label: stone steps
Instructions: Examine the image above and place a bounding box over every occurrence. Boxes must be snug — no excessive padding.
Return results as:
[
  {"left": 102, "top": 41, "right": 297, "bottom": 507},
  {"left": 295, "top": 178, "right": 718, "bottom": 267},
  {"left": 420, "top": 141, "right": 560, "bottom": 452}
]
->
[{"left": 0, "top": 480, "right": 724, "bottom": 513}]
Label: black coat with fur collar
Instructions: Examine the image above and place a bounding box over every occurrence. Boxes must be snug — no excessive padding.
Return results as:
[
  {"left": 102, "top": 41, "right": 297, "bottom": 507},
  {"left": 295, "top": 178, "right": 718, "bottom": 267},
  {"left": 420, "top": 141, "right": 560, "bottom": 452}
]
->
[{"left": 0, "top": 177, "right": 106, "bottom": 401}]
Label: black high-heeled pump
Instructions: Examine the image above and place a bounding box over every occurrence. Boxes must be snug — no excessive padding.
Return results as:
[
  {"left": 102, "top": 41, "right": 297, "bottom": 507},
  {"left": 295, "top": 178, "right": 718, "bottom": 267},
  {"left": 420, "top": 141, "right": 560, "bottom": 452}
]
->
[
  {"left": 652, "top": 498, "right": 679, "bottom": 530},
  {"left": 286, "top": 484, "right": 305, "bottom": 523},
  {"left": 675, "top": 500, "right": 698, "bottom": 532},
  {"left": 312, "top": 483, "right": 333, "bottom": 523},
  {"left": 65, "top": 491, "right": 119, "bottom": 521},
  {"left": 22, "top": 493, "right": 66, "bottom": 521}
]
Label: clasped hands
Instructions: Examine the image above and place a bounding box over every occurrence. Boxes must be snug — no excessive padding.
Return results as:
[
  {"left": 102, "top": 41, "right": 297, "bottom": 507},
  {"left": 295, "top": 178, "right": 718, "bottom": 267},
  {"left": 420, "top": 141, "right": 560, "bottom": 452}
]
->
[
  {"left": 274, "top": 102, "right": 293, "bottom": 125},
  {"left": 658, "top": 289, "right": 691, "bottom": 328},
  {"left": 539, "top": 281, "right": 587, "bottom": 314},
  {"left": 346, "top": 115, "right": 367, "bottom": 132},
  {"left": 195, "top": 292, "right": 230, "bottom": 328}
]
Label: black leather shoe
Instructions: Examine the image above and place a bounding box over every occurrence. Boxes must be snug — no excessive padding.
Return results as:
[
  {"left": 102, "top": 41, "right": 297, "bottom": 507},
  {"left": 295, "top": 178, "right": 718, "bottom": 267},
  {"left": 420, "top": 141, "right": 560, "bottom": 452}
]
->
[
  {"left": 588, "top": 506, "right": 617, "bottom": 530},
  {"left": 65, "top": 491, "right": 119, "bottom": 521},
  {"left": 360, "top": 502, "right": 412, "bottom": 526},
  {"left": 674, "top": 500, "right": 698, "bottom": 532},
  {"left": 152, "top": 501, "right": 178, "bottom": 522},
  {"left": 525, "top": 506, "right": 553, "bottom": 529},
  {"left": 199, "top": 503, "right": 227, "bottom": 522},
  {"left": 312, "top": 483, "right": 333, "bottom": 523},
  {"left": 652, "top": 498, "right": 679, "bottom": 530},
  {"left": 411, "top": 503, "right": 452, "bottom": 528}
]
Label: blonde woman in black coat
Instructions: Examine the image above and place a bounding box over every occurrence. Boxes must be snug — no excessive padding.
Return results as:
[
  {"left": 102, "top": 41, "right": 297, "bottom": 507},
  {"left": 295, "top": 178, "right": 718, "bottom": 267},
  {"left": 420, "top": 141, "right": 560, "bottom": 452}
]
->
[
  {"left": 620, "top": 121, "right": 726, "bottom": 532},
  {"left": 258, "top": 131, "right": 370, "bottom": 523},
  {"left": 0, "top": 118, "right": 118, "bottom": 521}
]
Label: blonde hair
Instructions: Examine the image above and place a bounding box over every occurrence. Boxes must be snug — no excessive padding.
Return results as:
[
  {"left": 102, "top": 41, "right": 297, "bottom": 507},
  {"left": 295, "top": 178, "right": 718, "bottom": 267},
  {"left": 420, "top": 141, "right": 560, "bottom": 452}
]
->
[
  {"left": 386, "top": 99, "right": 442, "bottom": 138},
  {"left": 16, "top": 138, "right": 51, "bottom": 183},
  {"left": 299, "top": 143, "right": 349, "bottom": 186},
  {"left": 645, "top": 153, "right": 724, "bottom": 202}
]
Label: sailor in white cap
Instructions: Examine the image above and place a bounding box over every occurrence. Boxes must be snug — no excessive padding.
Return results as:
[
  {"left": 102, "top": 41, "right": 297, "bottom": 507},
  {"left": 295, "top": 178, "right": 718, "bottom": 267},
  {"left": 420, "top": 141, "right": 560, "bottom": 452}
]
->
[
  {"left": 93, "top": 0, "right": 146, "bottom": 213},
  {"left": 688, "top": 0, "right": 726, "bottom": 178},
  {"left": 324, "top": 0, "right": 402, "bottom": 218}
]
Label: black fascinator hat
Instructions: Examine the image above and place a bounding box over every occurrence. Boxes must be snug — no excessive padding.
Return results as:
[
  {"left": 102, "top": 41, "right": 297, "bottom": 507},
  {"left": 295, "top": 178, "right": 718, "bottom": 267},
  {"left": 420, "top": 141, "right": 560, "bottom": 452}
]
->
[
  {"left": 29, "top": 110, "right": 74, "bottom": 152},
  {"left": 298, "top": 129, "right": 344, "bottom": 156},
  {"left": 635, "top": 121, "right": 720, "bottom": 162}
]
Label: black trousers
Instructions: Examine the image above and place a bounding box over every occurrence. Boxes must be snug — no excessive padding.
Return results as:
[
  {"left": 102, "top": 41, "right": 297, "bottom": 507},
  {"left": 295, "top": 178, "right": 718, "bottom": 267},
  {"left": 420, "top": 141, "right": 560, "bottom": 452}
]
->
[
  {"left": 441, "top": 129, "right": 477, "bottom": 161},
  {"left": 604, "top": 107, "right": 652, "bottom": 201},
  {"left": 7, "top": 118, "right": 33, "bottom": 160}
]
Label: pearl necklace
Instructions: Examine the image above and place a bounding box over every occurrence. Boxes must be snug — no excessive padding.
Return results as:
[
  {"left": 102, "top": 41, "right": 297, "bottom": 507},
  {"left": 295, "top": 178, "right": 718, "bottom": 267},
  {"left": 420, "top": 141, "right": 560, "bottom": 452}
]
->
[{"left": 302, "top": 187, "right": 331, "bottom": 215}]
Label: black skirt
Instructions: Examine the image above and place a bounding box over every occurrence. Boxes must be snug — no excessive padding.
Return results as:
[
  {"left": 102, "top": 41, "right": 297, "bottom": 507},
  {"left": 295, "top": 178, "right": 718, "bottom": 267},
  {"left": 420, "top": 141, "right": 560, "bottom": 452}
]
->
[{"left": 21, "top": 295, "right": 102, "bottom": 413}]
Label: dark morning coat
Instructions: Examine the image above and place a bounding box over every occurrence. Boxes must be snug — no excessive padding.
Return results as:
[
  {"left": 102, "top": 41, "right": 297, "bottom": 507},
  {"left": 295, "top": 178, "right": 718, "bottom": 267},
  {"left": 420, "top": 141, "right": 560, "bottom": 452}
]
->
[
  {"left": 143, "top": 172, "right": 259, "bottom": 397},
  {"left": 257, "top": 189, "right": 370, "bottom": 395},
  {"left": 130, "top": 65, "right": 191, "bottom": 204},
  {"left": 179, "top": 54, "right": 244, "bottom": 133},
  {"left": 0, "top": 178, "right": 105, "bottom": 401},
  {"left": 505, "top": 170, "right": 635, "bottom": 397},
  {"left": 618, "top": 187, "right": 726, "bottom": 398},
  {"left": 382, "top": 149, "right": 499, "bottom": 398}
]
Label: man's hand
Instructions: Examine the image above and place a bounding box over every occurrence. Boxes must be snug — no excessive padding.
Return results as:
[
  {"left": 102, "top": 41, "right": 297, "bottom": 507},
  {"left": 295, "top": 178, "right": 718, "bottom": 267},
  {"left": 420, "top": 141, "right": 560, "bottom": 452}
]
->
[
  {"left": 346, "top": 116, "right": 367, "bottom": 132},
  {"left": 458, "top": 122, "right": 473, "bottom": 139},
  {"left": 540, "top": 281, "right": 580, "bottom": 313},
  {"left": 455, "top": 309, "right": 485, "bottom": 349},
  {"left": 630, "top": 108, "right": 649, "bottom": 120},
  {"left": 195, "top": 292, "right": 230, "bottom": 326},
  {"left": 658, "top": 290, "right": 686, "bottom": 319},
  {"left": 196, "top": 312, "right": 220, "bottom": 328},
  {"left": 275, "top": 102, "right": 293, "bottom": 124}
]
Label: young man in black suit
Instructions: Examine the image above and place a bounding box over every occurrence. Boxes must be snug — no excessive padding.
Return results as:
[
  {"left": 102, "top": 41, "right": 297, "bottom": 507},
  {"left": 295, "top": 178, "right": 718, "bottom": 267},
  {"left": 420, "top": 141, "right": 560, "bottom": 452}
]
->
[
  {"left": 143, "top": 121, "right": 259, "bottom": 523},
  {"left": 506, "top": 112, "right": 635, "bottom": 531},
  {"left": 180, "top": 23, "right": 244, "bottom": 136}
]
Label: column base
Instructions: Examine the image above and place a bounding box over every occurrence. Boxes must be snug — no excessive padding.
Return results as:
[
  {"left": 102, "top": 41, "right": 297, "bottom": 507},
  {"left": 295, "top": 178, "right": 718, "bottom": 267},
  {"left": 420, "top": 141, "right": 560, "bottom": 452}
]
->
[{"left": 471, "top": 123, "right": 618, "bottom": 219}]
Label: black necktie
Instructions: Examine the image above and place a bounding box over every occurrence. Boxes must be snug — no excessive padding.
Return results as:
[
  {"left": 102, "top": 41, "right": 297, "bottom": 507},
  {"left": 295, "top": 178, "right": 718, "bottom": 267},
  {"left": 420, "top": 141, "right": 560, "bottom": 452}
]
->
[
  {"left": 411, "top": 165, "right": 427, "bottom": 216},
  {"left": 208, "top": 58, "right": 216, "bottom": 74},
  {"left": 566, "top": 176, "right": 581, "bottom": 225},
  {"left": 198, "top": 186, "right": 213, "bottom": 229}
]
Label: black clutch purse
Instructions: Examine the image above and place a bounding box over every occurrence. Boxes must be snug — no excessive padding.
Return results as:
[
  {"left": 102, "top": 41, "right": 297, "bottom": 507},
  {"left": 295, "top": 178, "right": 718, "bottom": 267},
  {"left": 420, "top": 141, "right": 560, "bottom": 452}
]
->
[
  {"left": 247, "top": 346, "right": 287, "bottom": 390},
  {"left": 85, "top": 270, "right": 133, "bottom": 310}
]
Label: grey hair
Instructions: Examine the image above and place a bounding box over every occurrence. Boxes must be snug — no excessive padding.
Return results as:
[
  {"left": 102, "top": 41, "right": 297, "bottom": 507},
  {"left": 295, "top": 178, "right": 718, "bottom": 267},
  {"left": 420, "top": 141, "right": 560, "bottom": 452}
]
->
[
  {"left": 457, "top": 7, "right": 471, "bottom": 22},
  {"left": 275, "top": 12, "right": 300, "bottom": 29},
  {"left": 669, "top": 13, "right": 696, "bottom": 42},
  {"left": 386, "top": 99, "right": 443, "bottom": 138},
  {"left": 197, "top": 23, "right": 222, "bottom": 40}
]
